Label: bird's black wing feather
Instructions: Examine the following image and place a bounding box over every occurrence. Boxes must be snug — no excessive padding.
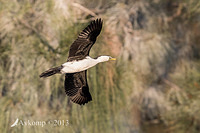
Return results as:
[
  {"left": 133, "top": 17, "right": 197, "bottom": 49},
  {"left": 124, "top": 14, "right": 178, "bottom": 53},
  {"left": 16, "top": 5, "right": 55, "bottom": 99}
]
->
[
  {"left": 67, "top": 18, "right": 103, "bottom": 61},
  {"left": 64, "top": 70, "right": 92, "bottom": 105}
]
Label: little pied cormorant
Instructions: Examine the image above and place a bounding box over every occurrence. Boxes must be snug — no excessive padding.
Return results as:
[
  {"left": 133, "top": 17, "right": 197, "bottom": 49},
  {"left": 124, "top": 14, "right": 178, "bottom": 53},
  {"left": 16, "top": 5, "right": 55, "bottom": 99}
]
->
[{"left": 39, "top": 18, "right": 116, "bottom": 105}]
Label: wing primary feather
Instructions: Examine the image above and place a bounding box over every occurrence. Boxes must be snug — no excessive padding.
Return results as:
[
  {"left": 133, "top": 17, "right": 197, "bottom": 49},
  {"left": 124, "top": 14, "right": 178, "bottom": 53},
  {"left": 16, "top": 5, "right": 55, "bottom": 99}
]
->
[
  {"left": 68, "top": 18, "right": 103, "bottom": 59},
  {"left": 72, "top": 95, "right": 79, "bottom": 103},
  {"left": 77, "top": 96, "right": 82, "bottom": 104}
]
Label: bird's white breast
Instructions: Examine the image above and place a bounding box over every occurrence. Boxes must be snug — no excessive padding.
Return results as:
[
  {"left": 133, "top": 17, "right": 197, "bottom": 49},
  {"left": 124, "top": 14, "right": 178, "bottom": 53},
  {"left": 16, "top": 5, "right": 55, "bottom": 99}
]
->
[{"left": 61, "top": 56, "right": 98, "bottom": 73}]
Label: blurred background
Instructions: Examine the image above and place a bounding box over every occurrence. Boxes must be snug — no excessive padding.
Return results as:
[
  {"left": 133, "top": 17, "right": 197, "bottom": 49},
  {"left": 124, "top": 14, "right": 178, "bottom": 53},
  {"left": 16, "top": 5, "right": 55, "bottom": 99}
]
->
[{"left": 0, "top": 0, "right": 200, "bottom": 133}]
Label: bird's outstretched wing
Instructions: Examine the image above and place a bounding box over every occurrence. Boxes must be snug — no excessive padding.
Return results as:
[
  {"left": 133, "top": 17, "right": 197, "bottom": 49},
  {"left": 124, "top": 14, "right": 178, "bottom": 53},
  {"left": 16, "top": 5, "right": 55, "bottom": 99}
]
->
[
  {"left": 67, "top": 18, "right": 103, "bottom": 61},
  {"left": 64, "top": 71, "right": 92, "bottom": 105}
]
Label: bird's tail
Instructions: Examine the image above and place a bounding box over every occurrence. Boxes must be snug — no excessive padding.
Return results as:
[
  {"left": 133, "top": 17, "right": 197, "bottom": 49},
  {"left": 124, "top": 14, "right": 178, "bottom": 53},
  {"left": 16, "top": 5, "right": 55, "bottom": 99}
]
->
[{"left": 39, "top": 66, "right": 63, "bottom": 78}]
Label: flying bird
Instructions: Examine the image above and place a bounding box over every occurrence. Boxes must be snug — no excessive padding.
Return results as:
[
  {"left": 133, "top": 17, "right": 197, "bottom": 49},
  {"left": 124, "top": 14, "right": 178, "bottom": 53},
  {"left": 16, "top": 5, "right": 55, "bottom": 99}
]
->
[{"left": 40, "top": 18, "right": 116, "bottom": 105}]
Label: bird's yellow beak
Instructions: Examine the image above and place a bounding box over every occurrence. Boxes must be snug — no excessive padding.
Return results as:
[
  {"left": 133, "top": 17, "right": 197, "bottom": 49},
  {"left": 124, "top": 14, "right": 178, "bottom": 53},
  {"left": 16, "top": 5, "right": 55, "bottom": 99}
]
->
[{"left": 109, "top": 58, "right": 116, "bottom": 61}]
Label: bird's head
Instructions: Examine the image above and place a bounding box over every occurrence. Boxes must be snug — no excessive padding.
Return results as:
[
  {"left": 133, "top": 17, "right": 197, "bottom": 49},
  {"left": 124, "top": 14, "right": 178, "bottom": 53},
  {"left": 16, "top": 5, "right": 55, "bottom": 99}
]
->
[{"left": 97, "top": 56, "right": 116, "bottom": 63}]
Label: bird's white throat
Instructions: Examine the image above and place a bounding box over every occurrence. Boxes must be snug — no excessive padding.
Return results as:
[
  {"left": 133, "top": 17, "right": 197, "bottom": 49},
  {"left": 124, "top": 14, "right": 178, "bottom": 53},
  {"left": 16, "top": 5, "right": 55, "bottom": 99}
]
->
[{"left": 61, "top": 56, "right": 110, "bottom": 74}]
